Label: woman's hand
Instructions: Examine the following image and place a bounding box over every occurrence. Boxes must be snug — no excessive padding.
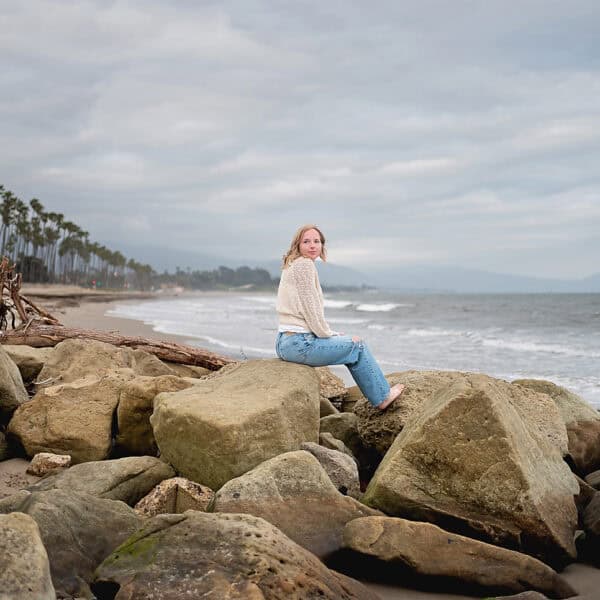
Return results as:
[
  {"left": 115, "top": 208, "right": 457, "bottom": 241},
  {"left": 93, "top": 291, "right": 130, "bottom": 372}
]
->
[{"left": 352, "top": 335, "right": 361, "bottom": 343}]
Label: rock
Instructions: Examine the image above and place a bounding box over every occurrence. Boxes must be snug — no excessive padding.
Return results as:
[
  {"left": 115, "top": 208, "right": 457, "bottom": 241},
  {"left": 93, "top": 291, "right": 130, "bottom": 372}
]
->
[
  {"left": 8, "top": 375, "right": 123, "bottom": 463},
  {"left": 586, "top": 470, "right": 600, "bottom": 489},
  {"left": 316, "top": 366, "right": 347, "bottom": 401},
  {"left": 321, "top": 412, "right": 379, "bottom": 482},
  {"left": 26, "top": 452, "right": 71, "bottom": 476},
  {"left": 362, "top": 373, "right": 578, "bottom": 568},
  {"left": 583, "top": 493, "right": 600, "bottom": 536},
  {"left": 0, "top": 488, "right": 140, "bottom": 598},
  {"left": 2, "top": 344, "right": 53, "bottom": 384},
  {"left": 28, "top": 456, "right": 175, "bottom": 506},
  {"left": 151, "top": 359, "right": 320, "bottom": 489},
  {"left": 301, "top": 441, "right": 361, "bottom": 498},
  {"left": 36, "top": 338, "right": 172, "bottom": 385},
  {"left": 115, "top": 375, "right": 194, "bottom": 456},
  {"left": 321, "top": 396, "right": 340, "bottom": 417},
  {"left": 0, "top": 344, "right": 28, "bottom": 423},
  {"left": 339, "top": 516, "right": 575, "bottom": 599},
  {"left": 575, "top": 475, "right": 597, "bottom": 518},
  {"left": 0, "top": 429, "right": 9, "bottom": 461},
  {"left": 134, "top": 477, "right": 215, "bottom": 517},
  {"left": 494, "top": 593, "right": 550, "bottom": 600},
  {"left": 213, "top": 450, "right": 380, "bottom": 559},
  {"left": 355, "top": 371, "right": 568, "bottom": 459},
  {"left": 514, "top": 378, "right": 600, "bottom": 475},
  {"left": 163, "top": 361, "right": 210, "bottom": 378},
  {"left": 342, "top": 384, "right": 364, "bottom": 412},
  {"left": 319, "top": 432, "right": 357, "bottom": 461},
  {"left": 0, "top": 512, "right": 55, "bottom": 600},
  {"left": 92, "top": 511, "right": 378, "bottom": 600}
]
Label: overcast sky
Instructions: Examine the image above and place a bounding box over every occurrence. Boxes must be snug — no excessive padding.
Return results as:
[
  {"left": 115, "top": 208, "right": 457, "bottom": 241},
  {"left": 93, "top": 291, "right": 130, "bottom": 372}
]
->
[{"left": 1, "top": 1, "right": 599, "bottom": 278}]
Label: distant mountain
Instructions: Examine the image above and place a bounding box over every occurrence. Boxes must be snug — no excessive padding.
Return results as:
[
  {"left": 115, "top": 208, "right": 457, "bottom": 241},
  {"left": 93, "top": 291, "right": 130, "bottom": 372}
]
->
[
  {"left": 102, "top": 240, "right": 600, "bottom": 293},
  {"left": 368, "top": 266, "right": 600, "bottom": 293}
]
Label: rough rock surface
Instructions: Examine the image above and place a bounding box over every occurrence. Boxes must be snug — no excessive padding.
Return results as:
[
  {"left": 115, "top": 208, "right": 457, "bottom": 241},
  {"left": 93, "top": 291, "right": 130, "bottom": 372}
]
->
[
  {"left": 355, "top": 370, "right": 568, "bottom": 458},
  {"left": 514, "top": 378, "right": 600, "bottom": 475},
  {"left": 92, "top": 511, "right": 378, "bottom": 600},
  {"left": 2, "top": 344, "right": 53, "bottom": 383},
  {"left": 319, "top": 432, "right": 357, "bottom": 460},
  {"left": 8, "top": 375, "right": 123, "bottom": 463},
  {"left": 362, "top": 373, "right": 578, "bottom": 568},
  {"left": 0, "top": 344, "right": 28, "bottom": 423},
  {"left": 26, "top": 452, "right": 72, "bottom": 476},
  {"left": 151, "top": 359, "right": 320, "bottom": 489},
  {"left": 213, "top": 450, "right": 380, "bottom": 559},
  {"left": 163, "top": 362, "right": 210, "bottom": 378},
  {"left": 320, "top": 396, "right": 340, "bottom": 417},
  {"left": 0, "top": 488, "right": 140, "bottom": 598},
  {"left": 116, "top": 375, "right": 194, "bottom": 455},
  {"left": 28, "top": 456, "right": 175, "bottom": 506},
  {"left": 320, "top": 413, "right": 378, "bottom": 480},
  {"left": 300, "top": 441, "right": 361, "bottom": 498},
  {"left": 36, "top": 338, "right": 172, "bottom": 385},
  {"left": 134, "top": 477, "right": 215, "bottom": 517},
  {"left": 586, "top": 470, "right": 600, "bottom": 490},
  {"left": 0, "top": 512, "right": 55, "bottom": 600},
  {"left": 340, "top": 516, "right": 575, "bottom": 599},
  {"left": 316, "top": 366, "right": 347, "bottom": 401}
]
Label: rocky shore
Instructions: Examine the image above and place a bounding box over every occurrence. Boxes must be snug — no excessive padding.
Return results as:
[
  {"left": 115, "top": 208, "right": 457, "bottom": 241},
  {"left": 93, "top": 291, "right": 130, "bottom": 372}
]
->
[{"left": 1, "top": 302, "right": 600, "bottom": 599}]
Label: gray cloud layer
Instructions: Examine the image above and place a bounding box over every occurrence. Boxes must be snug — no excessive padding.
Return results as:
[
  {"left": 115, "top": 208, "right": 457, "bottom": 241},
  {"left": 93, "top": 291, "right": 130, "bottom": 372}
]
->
[{"left": 1, "top": 1, "right": 599, "bottom": 277}]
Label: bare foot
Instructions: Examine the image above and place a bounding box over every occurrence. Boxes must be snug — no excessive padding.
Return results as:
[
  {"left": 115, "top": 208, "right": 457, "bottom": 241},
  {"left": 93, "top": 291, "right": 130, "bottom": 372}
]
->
[{"left": 377, "top": 383, "right": 405, "bottom": 411}]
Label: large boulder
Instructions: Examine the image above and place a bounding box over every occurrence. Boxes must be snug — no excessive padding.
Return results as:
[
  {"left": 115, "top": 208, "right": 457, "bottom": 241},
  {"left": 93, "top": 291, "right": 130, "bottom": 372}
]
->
[
  {"left": 0, "top": 512, "right": 55, "bottom": 600},
  {"left": 28, "top": 456, "right": 175, "bottom": 506},
  {"left": 151, "top": 359, "right": 320, "bottom": 489},
  {"left": 36, "top": 338, "right": 172, "bottom": 385},
  {"left": 0, "top": 488, "right": 140, "bottom": 598},
  {"left": 116, "top": 375, "right": 194, "bottom": 455},
  {"left": 514, "top": 378, "right": 600, "bottom": 475},
  {"left": 354, "top": 370, "right": 568, "bottom": 458},
  {"left": 0, "top": 344, "right": 28, "bottom": 423},
  {"left": 8, "top": 375, "right": 124, "bottom": 463},
  {"left": 362, "top": 374, "right": 578, "bottom": 568},
  {"left": 213, "top": 450, "right": 380, "bottom": 559},
  {"left": 2, "top": 344, "right": 53, "bottom": 384},
  {"left": 339, "top": 516, "right": 575, "bottom": 599},
  {"left": 92, "top": 511, "right": 378, "bottom": 600}
]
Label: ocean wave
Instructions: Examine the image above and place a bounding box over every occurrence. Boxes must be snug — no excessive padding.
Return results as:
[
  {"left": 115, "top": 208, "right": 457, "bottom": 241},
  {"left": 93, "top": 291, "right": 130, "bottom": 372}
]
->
[
  {"left": 323, "top": 299, "right": 354, "bottom": 308},
  {"left": 356, "top": 303, "right": 401, "bottom": 312},
  {"left": 367, "top": 324, "right": 386, "bottom": 330},
  {"left": 482, "top": 338, "right": 600, "bottom": 359},
  {"left": 407, "top": 327, "right": 463, "bottom": 337},
  {"left": 241, "top": 295, "right": 277, "bottom": 305},
  {"left": 328, "top": 317, "right": 369, "bottom": 325}
]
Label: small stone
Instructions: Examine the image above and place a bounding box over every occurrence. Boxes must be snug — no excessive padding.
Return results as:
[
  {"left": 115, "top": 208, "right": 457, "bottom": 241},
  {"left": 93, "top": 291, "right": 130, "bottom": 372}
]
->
[
  {"left": 134, "top": 477, "right": 215, "bottom": 518},
  {"left": 26, "top": 452, "right": 72, "bottom": 476}
]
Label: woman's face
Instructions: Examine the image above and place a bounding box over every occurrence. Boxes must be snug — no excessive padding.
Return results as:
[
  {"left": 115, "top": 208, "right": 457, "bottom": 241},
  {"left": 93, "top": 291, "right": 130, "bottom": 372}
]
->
[{"left": 299, "top": 228, "right": 323, "bottom": 260}]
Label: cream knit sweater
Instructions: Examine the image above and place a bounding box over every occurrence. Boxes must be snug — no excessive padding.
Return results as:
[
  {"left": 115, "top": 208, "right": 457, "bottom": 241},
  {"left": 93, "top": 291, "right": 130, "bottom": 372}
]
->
[{"left": 276, "top": 257, "right": 335, "bottom": 338}]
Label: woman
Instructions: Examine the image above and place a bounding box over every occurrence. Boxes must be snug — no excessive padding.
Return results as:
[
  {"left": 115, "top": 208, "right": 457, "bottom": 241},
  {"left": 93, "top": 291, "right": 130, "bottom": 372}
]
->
[{"left": 275, "top": 224, "right": 405, "bottom": 410}]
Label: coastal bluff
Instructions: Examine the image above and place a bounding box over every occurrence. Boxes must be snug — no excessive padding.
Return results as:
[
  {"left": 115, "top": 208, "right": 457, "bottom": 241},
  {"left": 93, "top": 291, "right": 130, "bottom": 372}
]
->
[{"left": 1, "top": 338, "right": 599, "bottom": 598}]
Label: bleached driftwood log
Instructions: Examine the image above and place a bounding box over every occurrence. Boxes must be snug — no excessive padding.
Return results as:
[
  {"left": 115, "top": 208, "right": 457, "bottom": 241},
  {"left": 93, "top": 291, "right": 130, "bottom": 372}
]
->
[{"left": 0, "top": 323, "right": 233, "bottom": 370}]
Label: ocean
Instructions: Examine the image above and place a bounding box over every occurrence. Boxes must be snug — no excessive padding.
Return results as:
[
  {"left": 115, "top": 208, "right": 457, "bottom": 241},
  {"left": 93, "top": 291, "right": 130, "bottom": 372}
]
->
[{"left": 107, "top": 291, "right": 600, "bottom": 408}]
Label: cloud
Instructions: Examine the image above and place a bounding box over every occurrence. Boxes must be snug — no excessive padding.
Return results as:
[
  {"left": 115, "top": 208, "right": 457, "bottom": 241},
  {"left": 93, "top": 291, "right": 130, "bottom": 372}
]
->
[{"left": 0, "top": 0, "right": 599, "bottom": 278}]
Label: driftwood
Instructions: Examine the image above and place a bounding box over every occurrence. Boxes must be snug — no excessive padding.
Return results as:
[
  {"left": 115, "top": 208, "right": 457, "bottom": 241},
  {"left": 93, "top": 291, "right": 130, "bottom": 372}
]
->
[
  {"left": 0, "top": 259, "right": 233, "bottom": 370},
  {"left": 0, "top": 323, "right": 234, "bottom": 370}
]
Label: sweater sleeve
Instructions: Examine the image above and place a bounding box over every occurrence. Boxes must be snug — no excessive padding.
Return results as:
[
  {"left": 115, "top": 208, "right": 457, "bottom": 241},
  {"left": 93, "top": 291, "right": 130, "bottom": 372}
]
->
[{"left": 291, "top": 259, "right": 334, "bottom": 338}]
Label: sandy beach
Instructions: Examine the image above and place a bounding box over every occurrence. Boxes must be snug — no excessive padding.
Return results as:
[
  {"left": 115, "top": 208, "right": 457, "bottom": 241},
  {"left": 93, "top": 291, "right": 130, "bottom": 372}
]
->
[{"left": 2, "top": 290, "right": 600, "bottom": 599}]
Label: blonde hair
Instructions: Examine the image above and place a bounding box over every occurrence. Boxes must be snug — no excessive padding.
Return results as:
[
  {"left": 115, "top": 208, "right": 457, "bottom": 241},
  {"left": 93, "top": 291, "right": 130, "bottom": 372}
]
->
[{"left": 282, "top": 224, "right": 327, "bottom": 269}]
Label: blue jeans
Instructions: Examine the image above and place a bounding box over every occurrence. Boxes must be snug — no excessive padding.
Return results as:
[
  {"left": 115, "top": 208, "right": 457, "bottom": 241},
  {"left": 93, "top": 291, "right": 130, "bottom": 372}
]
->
[{"left": 275, "top": 332, "right": 391, "bottom": 407}]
